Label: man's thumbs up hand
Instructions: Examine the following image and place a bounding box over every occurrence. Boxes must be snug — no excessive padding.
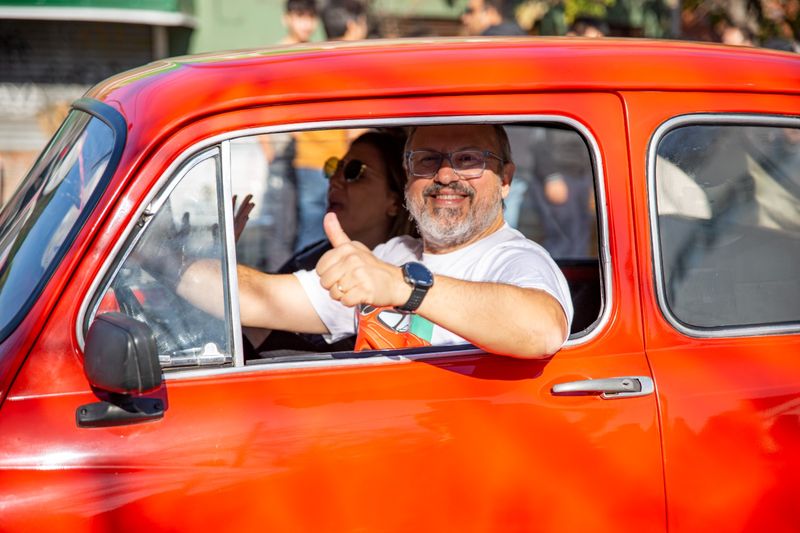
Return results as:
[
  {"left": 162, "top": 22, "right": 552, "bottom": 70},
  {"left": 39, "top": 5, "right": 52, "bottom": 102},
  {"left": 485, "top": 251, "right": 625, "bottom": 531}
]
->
[
  {"left": 323, "top": 212, "right": 351, "bottom": 247},
  {"left": 316, "top": 213, "right": 410, "bottom": 309}
]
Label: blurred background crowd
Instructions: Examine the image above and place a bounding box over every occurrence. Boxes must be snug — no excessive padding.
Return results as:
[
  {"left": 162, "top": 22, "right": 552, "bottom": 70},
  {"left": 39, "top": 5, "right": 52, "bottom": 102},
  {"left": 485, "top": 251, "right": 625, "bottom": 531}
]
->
[{"left": 0, "top": 0, "right": 797, "bottom": 209}]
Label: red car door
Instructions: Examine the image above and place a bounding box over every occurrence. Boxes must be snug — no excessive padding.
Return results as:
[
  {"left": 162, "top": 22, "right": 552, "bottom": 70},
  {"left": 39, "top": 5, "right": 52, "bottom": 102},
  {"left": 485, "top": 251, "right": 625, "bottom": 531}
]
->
[
  {"left": 627, "top": 91, "right": 800, "bottom": 532},
  {"left": 0, "top": 93, "right": 666, "bottom": 531}
]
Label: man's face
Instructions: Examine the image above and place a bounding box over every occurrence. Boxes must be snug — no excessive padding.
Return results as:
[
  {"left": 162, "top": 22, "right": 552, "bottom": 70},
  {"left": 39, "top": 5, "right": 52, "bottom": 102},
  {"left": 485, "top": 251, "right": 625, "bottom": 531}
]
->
[
  {"left": 461, "top": 0, "right": 489, "bottom": 36},
  {"left": 405, "top": 125, "right": 513, "bottom": 252},
  {"left": 284, "top": 10, "right": 317, "bottom": 43}
]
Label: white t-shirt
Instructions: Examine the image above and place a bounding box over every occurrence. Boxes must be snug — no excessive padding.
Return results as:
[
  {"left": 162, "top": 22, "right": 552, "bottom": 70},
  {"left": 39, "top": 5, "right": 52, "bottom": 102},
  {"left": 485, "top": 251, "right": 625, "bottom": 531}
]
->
[{"left": 294, "top": 224, "right": 574, "bottom": 347}]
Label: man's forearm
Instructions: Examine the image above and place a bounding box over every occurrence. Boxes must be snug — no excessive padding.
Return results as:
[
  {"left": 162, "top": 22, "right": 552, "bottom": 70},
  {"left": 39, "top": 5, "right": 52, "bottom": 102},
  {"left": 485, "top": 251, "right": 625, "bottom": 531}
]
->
[
  {"left": 414, "top": 275, "right": 569, "bottom": 359},
  {"left": 313, "top": 214, "right": 568, "bottom": 358},
  {"left": 177, "top": 260, "right": 328, "bottom": 334}
]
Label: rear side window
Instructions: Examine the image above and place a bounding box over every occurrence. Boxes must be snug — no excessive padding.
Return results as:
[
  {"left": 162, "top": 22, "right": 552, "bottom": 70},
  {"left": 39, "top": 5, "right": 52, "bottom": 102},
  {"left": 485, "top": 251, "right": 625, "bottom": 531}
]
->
[{"left": 654, "top": 120, "right": 800, "bottom": 330}]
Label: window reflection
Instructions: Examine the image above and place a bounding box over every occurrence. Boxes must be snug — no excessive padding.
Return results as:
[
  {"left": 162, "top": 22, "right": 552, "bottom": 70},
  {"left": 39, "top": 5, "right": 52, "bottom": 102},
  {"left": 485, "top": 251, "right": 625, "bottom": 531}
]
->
[
  {"left": 656, "top": 123, "right": 800, "bottom": 328},
  {"left": 0, "top": 112, "right": 114, "bottom": 339},
  {"left": 92, "top": 152, "right": 234, "bottom": 368}
]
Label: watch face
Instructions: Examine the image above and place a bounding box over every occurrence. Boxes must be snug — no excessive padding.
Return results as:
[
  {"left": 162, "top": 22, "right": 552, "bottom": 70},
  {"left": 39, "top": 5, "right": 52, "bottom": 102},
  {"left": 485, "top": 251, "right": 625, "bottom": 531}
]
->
[{"left": 405, "top": 262, "right": 434, "bottom": 287}]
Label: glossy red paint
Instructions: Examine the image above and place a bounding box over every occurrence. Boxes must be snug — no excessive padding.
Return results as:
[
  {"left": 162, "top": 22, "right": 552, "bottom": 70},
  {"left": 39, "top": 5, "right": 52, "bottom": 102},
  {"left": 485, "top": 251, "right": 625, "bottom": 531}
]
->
[
  {"left": 0, "top": 38, "right": 798, "bottom": 531},
  {"left": 624, "top": 90, "right": 800, "bottom": 532}
]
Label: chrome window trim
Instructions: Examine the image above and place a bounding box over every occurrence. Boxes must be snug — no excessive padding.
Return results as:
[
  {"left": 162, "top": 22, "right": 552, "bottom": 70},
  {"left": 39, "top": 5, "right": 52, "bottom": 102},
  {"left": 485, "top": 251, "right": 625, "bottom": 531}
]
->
[
  {"left": 220, "top": 141, "right": 245, "bottom": 367},
  {"left": 166, "top": 346, "right": 487, "bottom": 381},
  {"left": 77, "top": 114, "right": 611, "bottom": 378},
  {"left": 648, "top": 113, "right": 800, "bottom": 338}
]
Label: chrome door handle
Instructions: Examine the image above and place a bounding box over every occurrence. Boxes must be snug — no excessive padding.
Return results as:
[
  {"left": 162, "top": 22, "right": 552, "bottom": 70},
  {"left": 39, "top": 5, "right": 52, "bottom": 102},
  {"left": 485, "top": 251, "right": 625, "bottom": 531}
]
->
[{"left": 551, "top": 376, "right": 654, "bottom": 399}]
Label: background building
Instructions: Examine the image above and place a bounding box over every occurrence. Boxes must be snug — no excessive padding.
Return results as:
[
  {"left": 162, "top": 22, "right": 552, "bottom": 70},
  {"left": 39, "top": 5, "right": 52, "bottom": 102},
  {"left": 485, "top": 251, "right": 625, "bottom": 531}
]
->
[
  {"left": 188, "top": 0, "right": 467, "bottom": 54},
  {"left": 2, "top": 0, "right": 796, "bottom": 205},
  {"left": 0, "top": 0, "right": 195, "bottom": 203}
]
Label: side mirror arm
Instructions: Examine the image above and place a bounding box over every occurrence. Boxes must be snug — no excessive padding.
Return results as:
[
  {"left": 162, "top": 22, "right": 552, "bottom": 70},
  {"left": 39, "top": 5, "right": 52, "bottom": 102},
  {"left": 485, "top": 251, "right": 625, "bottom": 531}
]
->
[
  {"left": 77, "top": 392, "right": 165, "bottom": 428},
  {"left": 77, "top": 313, "right": 165, "bottom": 428}
]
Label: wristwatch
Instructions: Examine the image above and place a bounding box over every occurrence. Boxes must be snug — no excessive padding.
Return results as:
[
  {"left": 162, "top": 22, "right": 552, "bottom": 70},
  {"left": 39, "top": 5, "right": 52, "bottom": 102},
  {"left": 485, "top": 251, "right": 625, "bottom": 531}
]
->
[{"left": 396, "top": 262, "right": 434, "bottom": 313}]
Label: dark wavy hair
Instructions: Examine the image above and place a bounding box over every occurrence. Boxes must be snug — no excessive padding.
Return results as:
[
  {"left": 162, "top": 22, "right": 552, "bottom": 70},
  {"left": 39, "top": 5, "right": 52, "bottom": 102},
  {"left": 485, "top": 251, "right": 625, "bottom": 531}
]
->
[
  {"left": 321, "top": 0, "right": 365, "bottom": 39},
  {"left": 285, "top": 0, "right": 317, "bottom": 15},
  {"left": 350, "top": 128, "right": 417, "bottom": 239}
]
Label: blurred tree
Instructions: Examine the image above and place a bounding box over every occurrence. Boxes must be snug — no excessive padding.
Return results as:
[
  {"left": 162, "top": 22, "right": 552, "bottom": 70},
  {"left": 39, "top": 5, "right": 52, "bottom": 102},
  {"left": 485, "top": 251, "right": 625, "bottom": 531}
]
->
[
  {"left": 516, "top": 0, "right": 798, "bottom": 41},
  {"left": 527, "top": 0, "right": 670, "bottom": 36},
  {"left": 681, "top": 0, "right": 799, "bottom": 44},
  {"left": 566, "top": 0, "right": 617, "bottom": 21}
]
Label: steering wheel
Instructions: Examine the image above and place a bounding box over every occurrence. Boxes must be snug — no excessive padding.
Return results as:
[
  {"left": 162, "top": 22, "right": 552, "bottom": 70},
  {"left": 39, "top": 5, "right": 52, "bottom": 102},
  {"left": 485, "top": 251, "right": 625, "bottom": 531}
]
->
[{"left": 112, "top": 277, "right": 217, "bottom": 357}]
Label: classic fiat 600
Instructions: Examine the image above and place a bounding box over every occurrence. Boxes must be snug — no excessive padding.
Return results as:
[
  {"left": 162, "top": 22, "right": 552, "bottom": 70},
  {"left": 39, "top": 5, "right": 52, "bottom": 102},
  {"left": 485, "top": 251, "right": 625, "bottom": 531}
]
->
[{"left": 0, "top": 38, "right": 798, "bottom": 531}]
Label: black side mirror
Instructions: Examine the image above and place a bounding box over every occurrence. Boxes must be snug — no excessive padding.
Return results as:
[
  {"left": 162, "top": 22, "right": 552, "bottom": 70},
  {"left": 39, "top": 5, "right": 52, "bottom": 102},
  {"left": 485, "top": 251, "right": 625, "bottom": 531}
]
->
[
  {"left": 78, "top": 313, "right": 164, "bottom": 428},
  {"left": 84, "top": 312, "right": 162, "bottom": 394}
]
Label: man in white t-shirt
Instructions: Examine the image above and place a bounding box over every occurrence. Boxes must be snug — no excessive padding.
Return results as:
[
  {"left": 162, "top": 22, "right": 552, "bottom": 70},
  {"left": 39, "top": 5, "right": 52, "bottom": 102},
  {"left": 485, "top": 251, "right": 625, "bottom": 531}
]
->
[{"left": 179, "top": 124, "right": 572, "bottom": 358}]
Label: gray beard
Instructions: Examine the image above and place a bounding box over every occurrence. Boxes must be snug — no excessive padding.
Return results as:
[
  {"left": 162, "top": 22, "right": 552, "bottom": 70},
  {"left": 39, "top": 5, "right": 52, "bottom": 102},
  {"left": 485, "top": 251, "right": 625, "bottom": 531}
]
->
[{"left": 406, "top": 184, "right": 503, "bottom": 252}]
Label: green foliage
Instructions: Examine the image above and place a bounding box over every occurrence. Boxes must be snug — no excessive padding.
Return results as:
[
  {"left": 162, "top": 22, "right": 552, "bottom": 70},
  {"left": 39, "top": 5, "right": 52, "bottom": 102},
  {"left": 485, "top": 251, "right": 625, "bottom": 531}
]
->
[
  {"left": 532, "top": 0, "right": 670, "bottom": 36},
  {"left": 562, "top": 0, "right": 616, "bottom": 23}
]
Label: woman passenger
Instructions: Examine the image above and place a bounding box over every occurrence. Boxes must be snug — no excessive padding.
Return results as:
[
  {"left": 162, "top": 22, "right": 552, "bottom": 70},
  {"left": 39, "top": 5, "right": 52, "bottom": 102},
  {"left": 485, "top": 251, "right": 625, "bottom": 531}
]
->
[
  {"left": 245, "top": 128, "right": 415, "bottom": 354},
  {"left": 278, "top": 128, "right": 414, "bottom": 272}
]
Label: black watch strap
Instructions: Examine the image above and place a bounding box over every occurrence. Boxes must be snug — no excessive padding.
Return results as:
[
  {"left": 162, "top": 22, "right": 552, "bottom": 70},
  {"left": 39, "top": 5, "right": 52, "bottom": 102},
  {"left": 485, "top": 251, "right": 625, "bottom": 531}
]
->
[
  {"left": 396, "top": 262, "right": 433, "bottom": 313},
  {"left": 397, "top": 285, "right": 428, "bottom": 312}
]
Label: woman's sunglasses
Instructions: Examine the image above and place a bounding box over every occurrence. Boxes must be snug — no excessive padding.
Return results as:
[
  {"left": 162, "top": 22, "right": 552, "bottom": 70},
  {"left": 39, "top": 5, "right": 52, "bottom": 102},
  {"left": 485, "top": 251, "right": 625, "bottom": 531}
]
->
[{"left": 324, "top": 156, "right": 367, "bottom": 183}]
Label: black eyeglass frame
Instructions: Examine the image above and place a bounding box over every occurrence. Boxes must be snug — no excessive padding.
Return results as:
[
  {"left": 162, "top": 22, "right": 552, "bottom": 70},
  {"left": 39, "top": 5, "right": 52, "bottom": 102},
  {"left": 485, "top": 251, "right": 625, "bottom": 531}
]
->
[{"left": 404, "top": 149, "right": 504, "bottom": 179}]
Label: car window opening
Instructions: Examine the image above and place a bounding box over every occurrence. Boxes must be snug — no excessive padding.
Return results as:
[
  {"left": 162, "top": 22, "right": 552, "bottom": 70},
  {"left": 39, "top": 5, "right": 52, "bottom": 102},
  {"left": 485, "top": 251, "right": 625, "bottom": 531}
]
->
[
  {"left": 231, "top": 122, "right": 602, "bottom": 363},
  {"left": 86, "top": 120, "right": 604, "bottom": 370}
]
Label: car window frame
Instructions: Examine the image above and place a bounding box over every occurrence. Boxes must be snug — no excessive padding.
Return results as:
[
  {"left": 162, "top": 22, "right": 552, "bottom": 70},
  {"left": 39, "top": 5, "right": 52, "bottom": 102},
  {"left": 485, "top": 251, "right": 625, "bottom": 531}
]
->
[
  {"left": 0, "top": 98, "right": 126, "bottom": 344},
  {"left": 81, "top": 145, "right": 245, "bottom": 367},
  {"left": 78, "top": 114, "right": 612, "bottom": 380},
  {"left": 648, "top": 112, "right": 800, "bottom": 339}
]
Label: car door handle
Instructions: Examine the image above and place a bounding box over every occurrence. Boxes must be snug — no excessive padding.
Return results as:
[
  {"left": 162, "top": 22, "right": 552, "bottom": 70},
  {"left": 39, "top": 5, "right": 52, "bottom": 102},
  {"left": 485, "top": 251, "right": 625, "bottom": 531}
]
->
[{"left": 551, "top": 376, "right": 654, "bottom": 399}]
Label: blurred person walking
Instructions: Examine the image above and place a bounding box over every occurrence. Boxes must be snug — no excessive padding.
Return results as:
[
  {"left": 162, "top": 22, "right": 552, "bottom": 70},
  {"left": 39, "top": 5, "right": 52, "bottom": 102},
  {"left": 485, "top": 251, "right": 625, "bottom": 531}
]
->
[
  {"left": 462, "top": 0, "right": 526, "bottom": 36},
  {"left": 280, "top": 0, "right": 319, "bottom": 45},
  {"left": 531, "top": 128, "right": 596, "bottom": 258},
  {"left": 321, "top": 0, "right": 369, "bottom": 41},
  {"left": 292, "top": 0, "right": 368, "bottom": 252},
  {"left": 461, "top": 0, "right": 531, "bottom": 230},
  {"left": 236, "top": 1, "right": 322, "bottom": 269},
  {"left": 713, "top": 16, "right": 756, "bottom": 47},
  {"left": 566, "top": 16, "right": 609, "bottom": 38}
]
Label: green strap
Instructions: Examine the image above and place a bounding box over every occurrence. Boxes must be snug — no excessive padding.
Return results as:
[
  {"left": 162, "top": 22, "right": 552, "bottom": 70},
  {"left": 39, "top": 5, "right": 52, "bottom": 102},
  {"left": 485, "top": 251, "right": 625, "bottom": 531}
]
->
[{"left": 409, "top": 315, "right": 434, "bottom": 341}]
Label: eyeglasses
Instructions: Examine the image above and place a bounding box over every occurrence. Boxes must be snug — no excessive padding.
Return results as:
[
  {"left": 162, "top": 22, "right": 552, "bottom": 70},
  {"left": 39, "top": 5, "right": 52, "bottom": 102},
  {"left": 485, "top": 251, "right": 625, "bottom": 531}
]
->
[
  {"left": 324, "top": 156, "right": 367, "bottom": 182},
  {"left": 405, "top": 150, "right": 503, "bottom": 179}
]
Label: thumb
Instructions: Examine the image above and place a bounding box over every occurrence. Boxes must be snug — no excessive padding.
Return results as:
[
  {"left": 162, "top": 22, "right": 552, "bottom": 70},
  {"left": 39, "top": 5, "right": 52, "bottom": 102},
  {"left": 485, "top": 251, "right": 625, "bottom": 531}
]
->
[{"left": 324, "top": 212, "right": 351, "bottom": 247}]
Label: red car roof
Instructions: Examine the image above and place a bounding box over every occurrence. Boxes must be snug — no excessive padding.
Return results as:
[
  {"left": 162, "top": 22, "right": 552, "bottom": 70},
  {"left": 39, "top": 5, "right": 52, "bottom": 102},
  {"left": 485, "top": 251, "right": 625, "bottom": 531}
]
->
[{"left": 84, "top": 37, "right": 800, "bottom": 143}]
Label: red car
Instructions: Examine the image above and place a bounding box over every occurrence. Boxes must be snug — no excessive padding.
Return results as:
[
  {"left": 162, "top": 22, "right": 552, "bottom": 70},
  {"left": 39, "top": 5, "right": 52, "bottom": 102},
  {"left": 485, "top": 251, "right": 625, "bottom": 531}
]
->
[{"left": 1, "top": 38, "right": 799, "bottom": 531}]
